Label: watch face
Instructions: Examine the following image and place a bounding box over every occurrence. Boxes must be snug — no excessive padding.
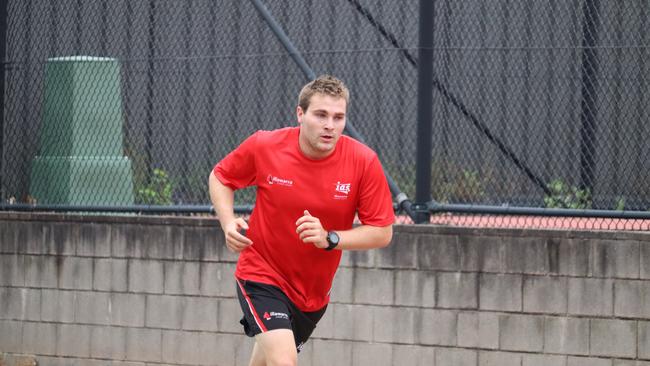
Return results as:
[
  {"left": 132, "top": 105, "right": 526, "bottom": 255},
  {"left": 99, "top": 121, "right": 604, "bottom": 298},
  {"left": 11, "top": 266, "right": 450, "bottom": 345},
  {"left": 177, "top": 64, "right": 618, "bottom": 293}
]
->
[{"left": 328, "top": 231, "right": 339, "bottom": 245}]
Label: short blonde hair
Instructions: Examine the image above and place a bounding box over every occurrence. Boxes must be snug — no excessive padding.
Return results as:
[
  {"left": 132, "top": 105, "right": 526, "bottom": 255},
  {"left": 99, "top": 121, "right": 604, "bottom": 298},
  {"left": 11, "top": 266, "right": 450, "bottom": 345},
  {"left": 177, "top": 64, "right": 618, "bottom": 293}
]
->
[{"left": 298, "top": 75, "right": 350, "bottom": 111}]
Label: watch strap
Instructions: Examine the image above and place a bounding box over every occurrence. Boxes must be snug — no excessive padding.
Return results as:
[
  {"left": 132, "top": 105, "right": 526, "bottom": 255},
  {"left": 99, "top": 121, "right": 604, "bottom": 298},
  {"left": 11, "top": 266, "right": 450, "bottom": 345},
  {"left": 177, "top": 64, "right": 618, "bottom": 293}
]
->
[{"left": 325, "top": 231, "right": 339, "bottom": 251}]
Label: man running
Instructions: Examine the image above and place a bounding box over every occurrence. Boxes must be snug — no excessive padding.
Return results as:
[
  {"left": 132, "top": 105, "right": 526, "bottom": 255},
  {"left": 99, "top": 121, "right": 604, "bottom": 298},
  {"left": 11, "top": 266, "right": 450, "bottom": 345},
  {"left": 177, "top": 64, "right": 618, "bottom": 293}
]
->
[{"left": 209, "top": 75, "right": 394, "bottom": 366}]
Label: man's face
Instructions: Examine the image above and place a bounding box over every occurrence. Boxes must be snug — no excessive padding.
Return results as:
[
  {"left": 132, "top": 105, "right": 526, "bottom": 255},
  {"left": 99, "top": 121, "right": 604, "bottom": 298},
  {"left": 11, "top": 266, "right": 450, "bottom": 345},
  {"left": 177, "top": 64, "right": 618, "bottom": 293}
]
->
[{"left": 297, "top": 93, "right": 347, "bottom": 159}]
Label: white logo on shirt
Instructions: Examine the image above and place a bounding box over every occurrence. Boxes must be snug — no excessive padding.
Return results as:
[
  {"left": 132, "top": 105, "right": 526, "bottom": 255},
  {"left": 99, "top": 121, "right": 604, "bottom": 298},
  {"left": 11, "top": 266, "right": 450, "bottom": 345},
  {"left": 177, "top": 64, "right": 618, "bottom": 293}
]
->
[
  {"left": 336, "top": 182, "right": 351, "bottom": 195},
  {"left": 334, "top": 181, "right": 351, "bottom": 200},
  {"left": 267, "top": 174, "right": 293, "bottom": 187}
]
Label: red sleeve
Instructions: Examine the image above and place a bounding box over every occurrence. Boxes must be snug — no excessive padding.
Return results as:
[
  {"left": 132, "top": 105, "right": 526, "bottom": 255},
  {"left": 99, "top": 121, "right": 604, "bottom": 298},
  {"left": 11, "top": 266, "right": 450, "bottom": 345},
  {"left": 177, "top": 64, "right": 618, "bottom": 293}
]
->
[
  {"left": 212, "top": 132, "right": 259, "bottom": 190},
  {"left": 356, "top": 155, "right": 395, "bottom": 226}
]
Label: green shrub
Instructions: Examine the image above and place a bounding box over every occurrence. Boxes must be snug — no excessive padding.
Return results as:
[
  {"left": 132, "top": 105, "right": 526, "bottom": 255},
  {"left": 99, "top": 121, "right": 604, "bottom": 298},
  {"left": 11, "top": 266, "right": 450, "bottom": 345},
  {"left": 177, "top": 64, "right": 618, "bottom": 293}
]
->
[
  {"left": 614, "top": 197, "right": 625, "bottom": 211},
  {"left": 438, "top": 169, "right": 487, "bottom": 203},
  {"left": 136, "top": 168, "right": 174, "bottom": 205},
  {"left": 543, "top": 179, "right": 592, "bottom": 209}
]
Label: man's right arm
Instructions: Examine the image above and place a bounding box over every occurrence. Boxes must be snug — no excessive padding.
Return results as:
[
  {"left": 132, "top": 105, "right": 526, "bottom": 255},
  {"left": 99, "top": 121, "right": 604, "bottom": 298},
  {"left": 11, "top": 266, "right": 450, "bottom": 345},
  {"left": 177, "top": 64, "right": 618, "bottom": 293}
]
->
[{"left": 208, "top": 172, "right": 253, "bottom": 252}]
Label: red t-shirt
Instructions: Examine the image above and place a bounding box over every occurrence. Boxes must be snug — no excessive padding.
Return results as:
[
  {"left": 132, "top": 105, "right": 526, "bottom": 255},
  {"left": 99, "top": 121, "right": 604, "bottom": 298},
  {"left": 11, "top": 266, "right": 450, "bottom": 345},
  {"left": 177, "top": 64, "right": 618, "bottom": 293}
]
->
[{"left": 213, "top": 127, "right": 394, "bottom": 311}]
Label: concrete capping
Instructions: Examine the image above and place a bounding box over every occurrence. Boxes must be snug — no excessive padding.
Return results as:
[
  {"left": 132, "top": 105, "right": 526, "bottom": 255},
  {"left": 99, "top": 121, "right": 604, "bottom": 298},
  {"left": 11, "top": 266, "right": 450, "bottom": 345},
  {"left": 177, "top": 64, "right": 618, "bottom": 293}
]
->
[
  {"left": 0, "top": 212, "right": 219, "bottom": 228},
  {"left": 2, "top": 211, "right": 650, "bottom": 241}
]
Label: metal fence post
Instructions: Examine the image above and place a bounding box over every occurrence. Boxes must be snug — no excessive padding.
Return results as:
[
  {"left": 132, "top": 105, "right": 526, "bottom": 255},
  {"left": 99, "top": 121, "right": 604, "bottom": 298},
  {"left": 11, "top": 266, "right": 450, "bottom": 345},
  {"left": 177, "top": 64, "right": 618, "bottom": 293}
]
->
[
  {"left": 0, "top": 0, "right": 7, "bottom": 201},
  {"left": 414, "top": 0, "right": 434, "bottom": 224},
  {"left": 579, "top": 0, "right": 601, "bottom": 195},
  {"left": 144, "top": 0, "right": 156, "bottom": 185}
]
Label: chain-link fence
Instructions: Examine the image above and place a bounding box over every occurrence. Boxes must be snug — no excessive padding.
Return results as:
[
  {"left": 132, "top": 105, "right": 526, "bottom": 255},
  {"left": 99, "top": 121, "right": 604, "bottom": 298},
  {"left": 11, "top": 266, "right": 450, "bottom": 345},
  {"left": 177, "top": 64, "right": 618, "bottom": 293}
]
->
[{"left": 1, "top": 1, "right": 649, "bottom": 229}]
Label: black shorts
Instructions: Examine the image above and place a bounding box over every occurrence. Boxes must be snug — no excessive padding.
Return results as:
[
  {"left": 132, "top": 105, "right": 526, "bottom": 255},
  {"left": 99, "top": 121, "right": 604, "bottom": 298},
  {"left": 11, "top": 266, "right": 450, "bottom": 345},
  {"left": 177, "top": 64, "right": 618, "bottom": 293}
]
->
[{"left": 235, "top": 278, "right": 327, "bottom": 352}]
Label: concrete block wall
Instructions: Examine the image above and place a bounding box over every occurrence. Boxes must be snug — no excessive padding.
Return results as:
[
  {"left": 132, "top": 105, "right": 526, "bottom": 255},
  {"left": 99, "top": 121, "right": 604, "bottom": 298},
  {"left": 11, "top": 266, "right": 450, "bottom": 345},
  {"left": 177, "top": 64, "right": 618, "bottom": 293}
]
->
[{"left": 1, "top": 212, "right": 650, "bottom": 366}]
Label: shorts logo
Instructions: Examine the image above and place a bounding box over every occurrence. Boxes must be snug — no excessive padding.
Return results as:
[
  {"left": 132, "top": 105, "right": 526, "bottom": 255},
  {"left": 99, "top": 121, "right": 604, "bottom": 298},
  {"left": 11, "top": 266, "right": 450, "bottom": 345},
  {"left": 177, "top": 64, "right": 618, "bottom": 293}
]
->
[
  {"left": 334, "top": 181, "right": 351, "bottom": 200},
  {"left": 263, "top": 311, "right": 289, "bottom": 321},
  {"left": 267, "top": 174, "right": 293, "bottom": 187}
]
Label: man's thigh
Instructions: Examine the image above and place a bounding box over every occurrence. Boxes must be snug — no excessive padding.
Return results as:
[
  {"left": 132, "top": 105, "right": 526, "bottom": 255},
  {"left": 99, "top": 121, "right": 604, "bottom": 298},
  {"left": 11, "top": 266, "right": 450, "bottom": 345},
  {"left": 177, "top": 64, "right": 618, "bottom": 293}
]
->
[{"left": 254, "top": 329, "right": 297, "bottom": 365}]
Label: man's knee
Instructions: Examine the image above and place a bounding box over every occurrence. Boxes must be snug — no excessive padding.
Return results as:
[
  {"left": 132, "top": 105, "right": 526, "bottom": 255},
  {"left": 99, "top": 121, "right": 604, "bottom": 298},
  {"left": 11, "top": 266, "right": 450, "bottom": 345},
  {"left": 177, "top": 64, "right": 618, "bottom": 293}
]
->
[{"left": 265, "top": 355, "right": 297, "bottom": 366}]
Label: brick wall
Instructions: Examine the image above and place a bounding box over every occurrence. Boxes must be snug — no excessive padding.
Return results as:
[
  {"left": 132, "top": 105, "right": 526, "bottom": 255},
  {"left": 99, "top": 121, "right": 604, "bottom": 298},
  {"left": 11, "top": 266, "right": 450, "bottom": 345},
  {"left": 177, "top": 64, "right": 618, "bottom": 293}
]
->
[{"left": 1, "top": 212, "right": 649, "bottom": 366}]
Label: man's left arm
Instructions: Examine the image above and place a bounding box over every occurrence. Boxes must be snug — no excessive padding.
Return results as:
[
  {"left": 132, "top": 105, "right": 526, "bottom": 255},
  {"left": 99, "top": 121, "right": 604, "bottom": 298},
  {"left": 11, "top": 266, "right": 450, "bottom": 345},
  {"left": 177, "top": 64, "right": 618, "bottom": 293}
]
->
[
  {"left": 296, "top": 210, "right": 393, "bottom": 250},
  {"left": 333, "top": 224, "right": 393, "bottom": 250}
]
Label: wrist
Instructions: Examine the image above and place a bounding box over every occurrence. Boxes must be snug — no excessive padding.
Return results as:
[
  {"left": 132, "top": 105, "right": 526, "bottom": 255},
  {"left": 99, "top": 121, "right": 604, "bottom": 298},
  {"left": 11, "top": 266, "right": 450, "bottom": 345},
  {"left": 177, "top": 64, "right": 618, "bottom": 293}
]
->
[
  {"left": 218, "top": 216, "right": 236, "bottom": 230},
  {"left": 325, "top": 231, "right": 340, "bottom": 251}
]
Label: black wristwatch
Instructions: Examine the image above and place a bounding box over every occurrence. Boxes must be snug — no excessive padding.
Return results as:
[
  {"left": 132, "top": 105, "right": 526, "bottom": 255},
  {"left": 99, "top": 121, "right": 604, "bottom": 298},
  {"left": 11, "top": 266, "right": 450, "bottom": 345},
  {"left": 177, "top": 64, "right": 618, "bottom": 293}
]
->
[{"left": 325, "top": 231, "right": 340, "bottom": 251}]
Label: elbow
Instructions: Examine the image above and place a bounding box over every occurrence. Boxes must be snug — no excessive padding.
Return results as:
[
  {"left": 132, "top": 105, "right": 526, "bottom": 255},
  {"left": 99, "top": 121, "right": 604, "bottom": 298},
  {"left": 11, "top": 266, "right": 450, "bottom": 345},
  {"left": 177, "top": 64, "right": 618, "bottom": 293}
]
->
[
  {"left": 377, "top": 225, "right": 393, "bottom": 248},
  {"left": 208, "top": 172, "right": 214, "bottom": 189},
  {"left": 208, "top": 171, "right": 224, "bottom": 192}
]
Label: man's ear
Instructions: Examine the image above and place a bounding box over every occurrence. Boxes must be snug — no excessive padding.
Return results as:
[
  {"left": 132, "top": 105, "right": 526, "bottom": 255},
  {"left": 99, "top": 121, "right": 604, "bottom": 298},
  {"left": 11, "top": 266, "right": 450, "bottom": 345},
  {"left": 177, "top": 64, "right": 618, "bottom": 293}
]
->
[{"left": 296, "top": 105, "right": 304, "bottom": 124}]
